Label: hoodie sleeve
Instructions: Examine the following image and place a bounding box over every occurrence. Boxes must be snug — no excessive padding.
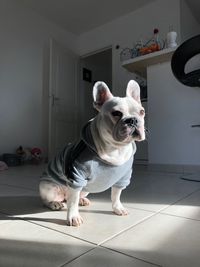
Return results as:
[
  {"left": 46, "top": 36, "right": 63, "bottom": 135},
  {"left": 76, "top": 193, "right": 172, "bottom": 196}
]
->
[{"left": 66, "top": 159, "right": 89, "bottom": 189}]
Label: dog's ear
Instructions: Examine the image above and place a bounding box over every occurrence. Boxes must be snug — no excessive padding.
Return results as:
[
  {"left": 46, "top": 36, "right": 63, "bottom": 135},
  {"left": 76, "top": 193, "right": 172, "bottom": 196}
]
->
[
  {"left": 93, "top": 81, "right": 113, "bottom": 111},
  {"left": 126, "top": 80, "right": 141, "bottom": 104}
]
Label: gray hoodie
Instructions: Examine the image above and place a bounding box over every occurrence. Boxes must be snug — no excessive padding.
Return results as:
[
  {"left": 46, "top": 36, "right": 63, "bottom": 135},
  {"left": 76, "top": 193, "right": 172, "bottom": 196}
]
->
[{"left": 41, "top": 121, "right": 134, "bottom": 193}]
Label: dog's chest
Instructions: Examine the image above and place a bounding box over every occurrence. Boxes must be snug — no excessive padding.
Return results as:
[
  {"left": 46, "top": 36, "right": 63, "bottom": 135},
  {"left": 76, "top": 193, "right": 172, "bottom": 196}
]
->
[{"left": 75, "top": 147, "right": 134, "bottom": 193}]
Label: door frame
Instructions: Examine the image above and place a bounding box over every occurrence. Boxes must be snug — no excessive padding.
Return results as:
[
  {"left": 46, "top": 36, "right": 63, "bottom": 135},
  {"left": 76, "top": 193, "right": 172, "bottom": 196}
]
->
[
  {"left": 78, "top": 45, "right": 113, "bottom": 129},
  {"left": 48, "top": 38, "right": 54, "bottom": 159}
]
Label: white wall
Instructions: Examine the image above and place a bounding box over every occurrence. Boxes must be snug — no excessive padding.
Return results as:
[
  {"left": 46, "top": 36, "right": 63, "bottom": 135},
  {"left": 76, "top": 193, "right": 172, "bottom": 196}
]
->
[
  {"left": 148, "top": 62, "right": 200, "bottom": 165},
  {"left": 147, "top": 0, "right": 200, "bottom": 166},
  {"left": 78, "top": 0, "right": 181, "bottom": 95},
  {"left": 180, "top": 0, "right": 200, "bottom": 42},
  {"left": 0, "top": 0, "right": 78, "bottom": 156}
]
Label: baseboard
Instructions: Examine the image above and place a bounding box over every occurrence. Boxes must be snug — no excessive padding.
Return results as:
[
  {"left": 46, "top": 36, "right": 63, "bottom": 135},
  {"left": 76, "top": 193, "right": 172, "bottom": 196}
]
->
[
  {"left": 182, "top": 164, "right": 200, "bottom": 174},
  {"left": 134, "top": 162, "right": 200, "bottom": 174},
  {"left": 134, "top": 159, "right": 148, "bottom": 165},
  {"left": 147, "top": 163, "right": 183, "bottom": 173}
]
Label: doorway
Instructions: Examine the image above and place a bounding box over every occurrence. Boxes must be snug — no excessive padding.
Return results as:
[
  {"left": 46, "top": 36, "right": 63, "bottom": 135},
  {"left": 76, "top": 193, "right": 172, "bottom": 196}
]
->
[{"left": 79, "top": 47, "right": 112, "bottom": 128}]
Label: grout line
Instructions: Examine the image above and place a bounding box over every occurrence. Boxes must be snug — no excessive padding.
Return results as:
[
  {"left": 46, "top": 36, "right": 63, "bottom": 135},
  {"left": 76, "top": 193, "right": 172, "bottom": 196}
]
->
[
  {"left": 0, "top": 211, "right": 98, "bottom": 246},
  {"left": 99, "top": 246, "right": 162, "bottom": 267},
  {"left": 158, "top": 212, "right": 200, "bottom": 222},
  {"left": 1, "top": 209, "right": 163, "bottom": 267},
  {"left": 58, "top": 247, "right": 97, "bottom": 267},
  {"left": 155, "top": 187, "right": 200, "bottom": 214},
  {"left": 98, "top": 188, "right": 200, "bottom": 250},
  {"left": 98, "top": 211, "right": 160, "bottom": 246},
  {"left": 98, "top": 192, "right": 198, "bottom": 247},
  {"left": 125, "top": 204, "right": 160, "bottom": 213},
  {"left": 23, "top": 219, "right": 97, "bottom": 246}
]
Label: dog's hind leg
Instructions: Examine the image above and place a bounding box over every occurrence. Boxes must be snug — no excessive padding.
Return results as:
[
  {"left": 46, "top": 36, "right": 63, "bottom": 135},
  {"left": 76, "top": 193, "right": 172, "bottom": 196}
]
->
[
  {"left": 39, "top": 180, "right": 66, "bottom": 210},
  {"left": 79, "top": 191, "right": 90, "bottom": 206}
]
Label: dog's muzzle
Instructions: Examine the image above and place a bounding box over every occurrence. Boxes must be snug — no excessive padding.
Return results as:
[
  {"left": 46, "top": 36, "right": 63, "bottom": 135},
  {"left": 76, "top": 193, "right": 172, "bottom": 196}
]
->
[
  {"left": 123, "top": 117, "right": 138, "bottom": 128},
  {"left": 123, "top": 117, "right": 140, "bottom": 138},
  {"left": 113, "top": 117, "right": 141, "bottom": 142}
]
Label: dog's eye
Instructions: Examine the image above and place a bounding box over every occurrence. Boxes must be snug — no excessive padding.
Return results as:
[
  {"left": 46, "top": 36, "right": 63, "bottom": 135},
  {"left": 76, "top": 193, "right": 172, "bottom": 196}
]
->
[
  {"left": 140, "top": 109, "right": 145, "bottom": 116},
  {"left": 111, "top": 111, "right": 123, "bottom": 118}
]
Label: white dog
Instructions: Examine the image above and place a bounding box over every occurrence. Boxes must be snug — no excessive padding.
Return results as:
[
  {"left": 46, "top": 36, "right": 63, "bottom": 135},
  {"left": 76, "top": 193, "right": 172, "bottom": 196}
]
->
[{"left": 39, "top": 80, "right": 145, "bottom": 226}]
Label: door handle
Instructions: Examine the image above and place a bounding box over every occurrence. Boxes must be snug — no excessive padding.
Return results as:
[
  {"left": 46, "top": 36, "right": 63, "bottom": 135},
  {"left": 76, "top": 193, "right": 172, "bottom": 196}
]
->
[
  {"left": 51, "top": 94, "right": 60, "bottom": 106},
  {"left": 191, "top": 125, "right": 200, "bottom": 128}
]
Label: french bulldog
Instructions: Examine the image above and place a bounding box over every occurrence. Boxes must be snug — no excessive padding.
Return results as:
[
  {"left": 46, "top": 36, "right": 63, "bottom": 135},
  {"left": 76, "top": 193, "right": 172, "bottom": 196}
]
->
[{"left": 39, "top": 80, "right": 145, "bottom": 226}]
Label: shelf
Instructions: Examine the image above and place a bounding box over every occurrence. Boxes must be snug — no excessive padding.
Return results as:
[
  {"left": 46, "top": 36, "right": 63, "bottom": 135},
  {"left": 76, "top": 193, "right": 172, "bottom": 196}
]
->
[{"left": 122, "top": 47, "right": 177, "bottom": 78}]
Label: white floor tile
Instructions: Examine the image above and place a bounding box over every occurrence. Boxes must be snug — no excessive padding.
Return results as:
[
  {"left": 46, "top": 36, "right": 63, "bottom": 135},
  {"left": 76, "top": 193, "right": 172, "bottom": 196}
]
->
[
  {"left": 0, "top": 183, "right": 39, "bottom": 216},
  {"left": 22, "top": 200, "right": 154, "bottom": 245},
  {"left": 162, "top": 188, "right": 200, "bottom": 220},
  {"left": 0, "top": 213, "right": 13, "bottom": 225},
  {"left": 64, "top": 247, "right": 158, "bottom": 267},
  {"left": 0, "top": 164, "right": 43, "bottom": 190},
  {"left": 1, "top": 165, "right": 200, "bottom": 267},
  {"left": 0, "top": 184, "right": 36, "bottom": 196},
  {"left": 103, "top": 213, "right": 200, "bottom": 267},
  {"left": 123, "top": 171, "right": 200, "bottom": 212},
  {"left": 0, "top": 219, "right": 94, "bottom": 267},
  {"left": 0, "top": 194, "right": 43, "bottom": 216}
]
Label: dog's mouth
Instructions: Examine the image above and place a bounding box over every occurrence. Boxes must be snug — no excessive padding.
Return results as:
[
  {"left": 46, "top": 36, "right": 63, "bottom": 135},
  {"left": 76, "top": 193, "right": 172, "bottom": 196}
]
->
[
  {"left": 113, "top": 122, "right": 145, "bottom": 143},
  {"left": 131, "top": 127, "right": 144, "bottom": 141}
]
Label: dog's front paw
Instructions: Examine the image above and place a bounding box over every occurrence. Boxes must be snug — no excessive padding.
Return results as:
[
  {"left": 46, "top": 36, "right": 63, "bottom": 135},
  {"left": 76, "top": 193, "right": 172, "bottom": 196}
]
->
[
  {"left": 113, "top": 204, "right": 129, "bottom": 216},
  {"left": 67, "top": 212, "right": 83, "bottom": 227}
]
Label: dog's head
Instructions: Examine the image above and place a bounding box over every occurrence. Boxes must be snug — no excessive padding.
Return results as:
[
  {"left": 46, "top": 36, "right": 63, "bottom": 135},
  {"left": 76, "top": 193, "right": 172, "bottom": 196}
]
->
[{"left": 93, "top": 80, "right": 145, "bottom": 145}]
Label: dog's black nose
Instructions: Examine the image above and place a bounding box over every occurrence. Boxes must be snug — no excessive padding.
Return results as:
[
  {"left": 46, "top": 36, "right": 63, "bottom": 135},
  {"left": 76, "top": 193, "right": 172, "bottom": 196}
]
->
[{"left": 124, "top": 117, "right": 138, "bottom": 127}]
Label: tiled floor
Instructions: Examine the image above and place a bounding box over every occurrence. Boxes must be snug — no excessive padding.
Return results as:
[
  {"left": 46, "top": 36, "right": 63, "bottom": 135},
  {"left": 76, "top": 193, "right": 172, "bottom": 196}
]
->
[{"left": 0, "top": 164, "right": 200, "bottom": 267}]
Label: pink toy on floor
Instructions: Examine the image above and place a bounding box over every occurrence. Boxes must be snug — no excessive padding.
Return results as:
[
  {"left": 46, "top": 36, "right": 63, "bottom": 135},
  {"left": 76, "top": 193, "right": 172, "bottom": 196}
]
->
[{"left": 0, "top": 161, "right": 8, "bottom": 171}]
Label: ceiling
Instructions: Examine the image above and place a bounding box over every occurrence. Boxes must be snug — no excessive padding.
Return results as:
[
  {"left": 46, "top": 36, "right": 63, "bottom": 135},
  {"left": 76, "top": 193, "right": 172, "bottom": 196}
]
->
[
  {"left": 18, "top": 0, "right": 200, "bottom": 35},
  {"left": 18, "top": 0, "right": 157, "bottom": 35},
  {"left": 185, "top": 0, "right": 200, "bottom": 24}
]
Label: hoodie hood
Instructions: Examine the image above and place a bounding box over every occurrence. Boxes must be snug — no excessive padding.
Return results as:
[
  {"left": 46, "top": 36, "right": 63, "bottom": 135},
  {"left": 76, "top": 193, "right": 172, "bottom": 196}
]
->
[{"left": 81, "top": 119, "right": 98, "bottom": 154}]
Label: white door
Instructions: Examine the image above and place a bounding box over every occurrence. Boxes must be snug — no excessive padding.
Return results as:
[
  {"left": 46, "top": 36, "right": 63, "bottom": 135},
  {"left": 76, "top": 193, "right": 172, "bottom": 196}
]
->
[{"left": 49, "top": 39, "right": 79, "bottom": 159}]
